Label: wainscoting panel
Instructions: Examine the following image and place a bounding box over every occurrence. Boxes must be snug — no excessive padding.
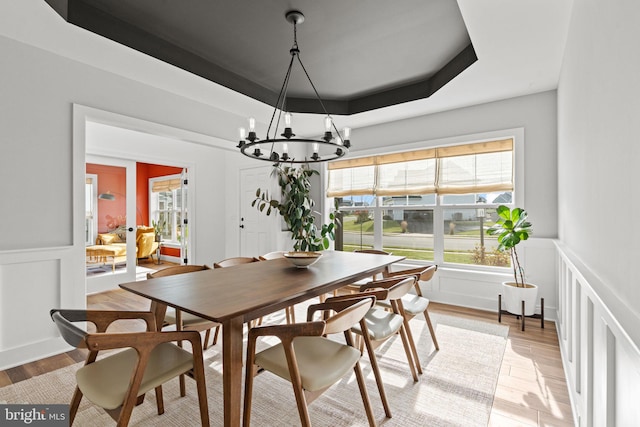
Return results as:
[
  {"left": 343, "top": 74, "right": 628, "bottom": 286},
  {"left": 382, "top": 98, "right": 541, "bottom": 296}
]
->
[
  {"left": 0, "top": 246, "right": 85, "bottom": 370},
  {"left": 556, "top": 241, "right": 640, "bottom": 427}
]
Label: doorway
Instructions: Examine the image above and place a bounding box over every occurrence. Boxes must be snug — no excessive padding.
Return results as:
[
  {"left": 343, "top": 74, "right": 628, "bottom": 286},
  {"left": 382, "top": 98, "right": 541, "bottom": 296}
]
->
[
  {"left": 83, "top": 120, "right": 196, "bottom": 293},
  {"left": 239, "top": 166, "right": 279, "bottom": 257}
]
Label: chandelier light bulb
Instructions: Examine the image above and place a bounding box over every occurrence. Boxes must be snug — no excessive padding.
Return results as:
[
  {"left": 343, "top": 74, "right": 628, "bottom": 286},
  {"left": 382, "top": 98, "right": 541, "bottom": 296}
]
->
[
  {"left": 248, "top": 117, "right": 256, "bottom": 132},
  {"left": 239, "top": 127, "right": 246, "bottom": 140},
  {"left": 313, "top": 143, "right": 319, "bottom": 153},
  {"left": 324, "top": 116, "right": 332, "bottom": 132},
  {"left": 343, "top": 127, "right": 351, "bottom": 140},
  {"left": 284, "top": 112, "right": 292, "bottom": 127}
]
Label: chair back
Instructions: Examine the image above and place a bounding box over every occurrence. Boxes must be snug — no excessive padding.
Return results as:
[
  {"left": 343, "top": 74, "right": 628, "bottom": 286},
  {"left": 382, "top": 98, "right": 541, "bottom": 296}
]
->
[
  {"left": 417, "top": 264, "right": 437, "bottom": 281},
  {"left": 323, "top": 298, "right": 374, "bottom": 335},
  {"left": 50, "top": 309, "right": 89, "bottom": 348},
  {"left": 147, "top": 264, "right": 210, "bottom": 279},
  {"left": 258, "top": 251, "right": 286, "bottom": 260},
  {"left": 354, "top": 249, "right": 392, "bottom": 256},
  {"left": 213, "top": 257, "right": 258, "bottom": 268},
  {"left": 385, "top": 276, "right": 417, "bottom": 301}
]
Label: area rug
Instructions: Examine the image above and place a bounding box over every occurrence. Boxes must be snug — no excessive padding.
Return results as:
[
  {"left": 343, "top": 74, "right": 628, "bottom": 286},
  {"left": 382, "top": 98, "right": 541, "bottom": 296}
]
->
[{"left": 0, "top": 312, "right": 508, "bottom": 426}]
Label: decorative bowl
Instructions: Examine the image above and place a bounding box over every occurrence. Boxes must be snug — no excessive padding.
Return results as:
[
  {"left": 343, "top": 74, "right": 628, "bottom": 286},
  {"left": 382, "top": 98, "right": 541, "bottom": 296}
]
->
[{"left": 283, "top": 251, "right": 323, "bottom": 268}]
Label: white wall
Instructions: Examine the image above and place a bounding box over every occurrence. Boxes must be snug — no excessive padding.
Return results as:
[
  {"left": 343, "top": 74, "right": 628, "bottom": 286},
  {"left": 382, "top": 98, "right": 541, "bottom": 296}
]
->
[
  {"left": 351, "top": 90, "right": 558, "bottom": 237},
  {"left": 0, "top": 33, "right": 239, "bottom": 368},
  {"left": 331, "top": 92, "right": 559, "bottom": 314},
  {"left": 557, "top": 0, "right": 640, "bottom": 424}
]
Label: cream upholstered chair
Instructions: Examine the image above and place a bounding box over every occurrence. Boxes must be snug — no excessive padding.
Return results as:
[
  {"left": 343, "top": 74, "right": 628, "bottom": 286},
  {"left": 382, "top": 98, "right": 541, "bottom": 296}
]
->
[
  {"left": 147, "top": 265, "right": 221, "bottom": 350},
  {"left": 147, "top": 265, "right": 220, "bottom": 396},
  {"left": 213, "top": 256, "right": 259, "bottom": 268},
  {"left": 213, "top": 256, "right": 263, "bottom": 326},
  {"left": 50, "top": 309, "right": 209, "bottom": 427},
  {"left": 258, "top": 251, "right": 296, "bottom": 324},
  {"left": 325, "top": 276, "right": 420, "bottom": 418},
  {"left": 258, "top": 251, "right": 287, "bottom": 260},
  {"left": 382, "top": 265, "right": 439, "bottom": 352},
  {"left": 243, "top": 297, "right": 377, "bottom": 427},
  {"left": 333, "top": 249, "right": 393, "bottom": 296}
]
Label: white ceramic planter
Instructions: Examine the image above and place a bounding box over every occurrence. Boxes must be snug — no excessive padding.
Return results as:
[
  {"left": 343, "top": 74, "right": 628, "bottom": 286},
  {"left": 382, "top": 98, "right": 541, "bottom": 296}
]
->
[{"left": 501, "top": 282, "right": 538, "bottom": 316}]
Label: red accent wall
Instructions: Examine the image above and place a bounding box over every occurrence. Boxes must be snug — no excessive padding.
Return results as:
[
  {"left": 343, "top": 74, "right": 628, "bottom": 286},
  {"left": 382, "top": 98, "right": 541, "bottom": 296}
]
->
[
  {"left": 86, "top": 163, "right": 127, "bottom": 233},
  {"left": 87, "top": 162, "right": 182, "bottom": 245}
]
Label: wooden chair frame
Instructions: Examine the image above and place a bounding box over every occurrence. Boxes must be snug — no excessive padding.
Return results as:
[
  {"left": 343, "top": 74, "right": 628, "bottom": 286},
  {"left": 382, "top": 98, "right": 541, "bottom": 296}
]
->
[
  {"left": 50, "top": 309, "right": 209, "bottom": 427},
  {"left": 326, "top": 276, "right": 420, "bottom": 418},
  {"left": 147, "top": 264, "right": 221, "bottom": 396},
  {"left": 383, "top": 265, "right": 439, "bottom": 352},
  {"left": 243, "top": 298, "right": 377, "bottom": 427}
]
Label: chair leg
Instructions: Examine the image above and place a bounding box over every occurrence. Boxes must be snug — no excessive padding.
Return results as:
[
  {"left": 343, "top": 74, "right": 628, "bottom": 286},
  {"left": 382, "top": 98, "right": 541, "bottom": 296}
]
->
[
  {"left": 203, "top": 329, "right": 211, "bottom": 350},
  {"left": 243, "top": 339, "right": 258, "bottom": 427},
  {"left": 398, "top": 324, "right": 419, "bottom": 382},
  {"left": 361, "top": 335, "right": 392, "bottom": 418},
  {"left": 212, "top": 325, "right": 220, "bottom": 345},
  {"left": 69, "top": 386, "right": 83, "bottom": 425},
  {"left": 353, "top": 361, "right": 377, "bottom": 427},
  {"left": 155, "top": 386, "right": 164, "bottom": 415},
  {"left": 423, "top": 309, "right": 439, "bottom": 351},
  {"left": 402, "top": 316, "right": 423, "bottom": 375}
]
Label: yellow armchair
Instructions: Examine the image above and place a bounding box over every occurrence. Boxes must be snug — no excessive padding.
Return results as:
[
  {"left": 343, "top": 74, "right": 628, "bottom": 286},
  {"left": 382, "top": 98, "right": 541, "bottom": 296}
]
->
[{"left": 136, "top": 226, "right": 159, "bottom": 261}]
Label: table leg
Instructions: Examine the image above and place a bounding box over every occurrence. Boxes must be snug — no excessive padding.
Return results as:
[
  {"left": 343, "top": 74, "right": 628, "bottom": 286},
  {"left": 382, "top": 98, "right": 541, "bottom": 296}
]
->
[{"left": 222, "top": 316, "right": 244, "bottom": 427}]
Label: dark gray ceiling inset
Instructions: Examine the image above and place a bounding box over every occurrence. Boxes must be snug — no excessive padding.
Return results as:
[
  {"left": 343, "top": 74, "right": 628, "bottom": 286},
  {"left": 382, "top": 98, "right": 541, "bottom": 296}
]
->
[{"left": 44, "top": 0, "right": 476, "bottom": 115}]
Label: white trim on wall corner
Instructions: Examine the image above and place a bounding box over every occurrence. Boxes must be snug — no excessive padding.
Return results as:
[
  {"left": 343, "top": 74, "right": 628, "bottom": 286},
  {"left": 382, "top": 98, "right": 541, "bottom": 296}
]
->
[{"left": 555, "top": 240, "right": 640, "bottom": 427}]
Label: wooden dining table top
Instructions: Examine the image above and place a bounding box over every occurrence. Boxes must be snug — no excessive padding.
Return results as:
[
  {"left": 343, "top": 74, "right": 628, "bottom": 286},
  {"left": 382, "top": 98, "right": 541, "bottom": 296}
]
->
[{"left": 119, "top": 250, "right": 405, "bottom": 323}]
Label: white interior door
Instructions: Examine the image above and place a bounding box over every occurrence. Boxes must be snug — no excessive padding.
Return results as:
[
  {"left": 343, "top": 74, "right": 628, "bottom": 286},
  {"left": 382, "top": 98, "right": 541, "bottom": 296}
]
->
[
  {"left": 239, "top": 166, "right": 278, "bottom": 257},
  {"left": 85, "top": 155, "right": 137, "bottom": 293}
]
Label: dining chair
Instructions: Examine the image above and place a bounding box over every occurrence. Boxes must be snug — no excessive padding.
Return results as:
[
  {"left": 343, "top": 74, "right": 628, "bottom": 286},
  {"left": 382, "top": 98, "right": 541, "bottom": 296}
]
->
[
  {"left": 50, "top": 309, "right": 209, "bottom": 427},
  {"left": 333, "top": 249, "right": 394, "bottom": 296},
  {"left": 213, "top": 256, "right": 263, "bottom": 326},
  {"left": 258, "top": 251, "right": 287, "bottom": 260},
  {"left": 147, "top": 265, "right": 221, "bottom": 397},
  {"left": 324, "top": 275, "right": 419, "bottom": 419},
  {"left": 382, "top": 265, "right": 439, "bottom": 352},
  {"left": 147, "top": 265, "right": 221, "bottom": 350},
  {"left": 243, "top": 297, "right": 377, "bottom": 427},
  {"left": 258, "top": 251, "right": 296, "bottom": 324},
  {"left": 213, "top": 256, "right": 259, "bottom": 268}
]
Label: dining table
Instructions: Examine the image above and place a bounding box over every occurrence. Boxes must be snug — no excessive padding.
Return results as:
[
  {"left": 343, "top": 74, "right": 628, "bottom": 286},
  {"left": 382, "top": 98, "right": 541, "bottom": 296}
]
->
[{"left": 119, "top": 250, "right": 404, "bottom": 427}]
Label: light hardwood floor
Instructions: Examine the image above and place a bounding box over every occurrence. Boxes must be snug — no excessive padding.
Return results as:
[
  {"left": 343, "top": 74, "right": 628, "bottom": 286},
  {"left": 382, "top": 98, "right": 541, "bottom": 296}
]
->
[{"left": 0, "top": 266, "right": 574, "bottom": 427}]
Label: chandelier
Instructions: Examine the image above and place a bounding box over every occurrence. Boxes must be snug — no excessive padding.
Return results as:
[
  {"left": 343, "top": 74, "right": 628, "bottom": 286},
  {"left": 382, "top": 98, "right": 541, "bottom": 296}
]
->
[{"left": 237, "top": 10, "right": 351, "bottom": 164}]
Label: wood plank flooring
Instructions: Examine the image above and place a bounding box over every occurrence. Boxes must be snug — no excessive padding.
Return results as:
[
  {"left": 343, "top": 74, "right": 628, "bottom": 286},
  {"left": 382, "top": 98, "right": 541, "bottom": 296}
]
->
[{"left": 0, "top": 265, "right": 574, "bottom": 426}]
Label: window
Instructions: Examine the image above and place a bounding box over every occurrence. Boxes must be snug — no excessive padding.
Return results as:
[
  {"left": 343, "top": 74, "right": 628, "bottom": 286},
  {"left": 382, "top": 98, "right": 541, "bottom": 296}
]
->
[
  {"left": 328, "top": 138, "right": 514, "bottom": 268},
  {"left": 149, "top": 175, "right": 185, "bottom": 244}
]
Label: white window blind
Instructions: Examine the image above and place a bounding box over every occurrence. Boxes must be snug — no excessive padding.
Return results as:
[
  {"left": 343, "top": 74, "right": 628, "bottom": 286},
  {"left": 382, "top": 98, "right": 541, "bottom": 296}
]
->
[
  {"left": 327, "top": 138, "right": 513, "bottom": 197},
  {"left": 152, "top": 178, "right": 182, "bottom": 193},
  {"left": 327, "top": 157, "right": 376, "bottom": 197}
]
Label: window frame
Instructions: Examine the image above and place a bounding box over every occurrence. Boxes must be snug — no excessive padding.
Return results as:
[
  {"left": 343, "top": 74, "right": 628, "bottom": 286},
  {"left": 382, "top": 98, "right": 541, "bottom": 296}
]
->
[
  {"left": 149, "top": 174, "right": 184, "bottom": 245},
  {"left": 324, "top": 128, "right": 524, "bottom": 271}
]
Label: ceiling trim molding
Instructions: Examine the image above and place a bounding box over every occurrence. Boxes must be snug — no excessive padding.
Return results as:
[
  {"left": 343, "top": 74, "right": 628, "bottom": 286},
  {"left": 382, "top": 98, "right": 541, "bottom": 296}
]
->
[{"left": 48, "top": 0, "right": 477, "bottom": 116}]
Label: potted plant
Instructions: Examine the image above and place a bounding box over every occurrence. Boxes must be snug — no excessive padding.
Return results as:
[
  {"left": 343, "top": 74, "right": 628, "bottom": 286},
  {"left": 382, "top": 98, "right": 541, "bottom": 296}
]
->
[
  {"left": 152, "top": 219, "right": 165, "bottom": 242},
  {"left": 252, "top": 165, "right": 338, "bottom": 252},
  {"left": 487, "top": 205, "right": 538, "bottom": 315}
]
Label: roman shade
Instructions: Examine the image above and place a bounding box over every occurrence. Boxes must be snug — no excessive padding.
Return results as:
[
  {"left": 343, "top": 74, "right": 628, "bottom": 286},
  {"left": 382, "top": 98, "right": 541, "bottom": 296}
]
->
[{"left": 326, "top": 139, "right": 513, "bottom": 197}]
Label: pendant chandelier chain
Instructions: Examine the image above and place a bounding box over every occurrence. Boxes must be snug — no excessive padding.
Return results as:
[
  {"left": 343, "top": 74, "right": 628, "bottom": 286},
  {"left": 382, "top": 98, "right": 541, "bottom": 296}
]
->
[{"left": 237, "top": 10, "right": 351, "bottom": 164}]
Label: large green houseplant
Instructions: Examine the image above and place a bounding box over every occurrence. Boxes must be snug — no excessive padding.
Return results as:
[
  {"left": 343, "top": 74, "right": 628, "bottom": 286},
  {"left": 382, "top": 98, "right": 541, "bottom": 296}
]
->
[
  {"left": 252, "top": 165, "right": 337, "bottom": 252},
  {"left": 487, "top": 205, "right": 537, "bottom": 315},
  {"left": 487, "top": 205, "right": 532, "bottom": 287}
]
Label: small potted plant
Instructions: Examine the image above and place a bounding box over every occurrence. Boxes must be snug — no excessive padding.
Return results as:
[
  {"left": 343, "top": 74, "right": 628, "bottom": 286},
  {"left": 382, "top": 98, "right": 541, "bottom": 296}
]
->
[
  {"left": 152, "top": 219, "right": 165, "bottom": 242},
  {"left": 487, "top": 205, "right": 538, "bottom": 315}
]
